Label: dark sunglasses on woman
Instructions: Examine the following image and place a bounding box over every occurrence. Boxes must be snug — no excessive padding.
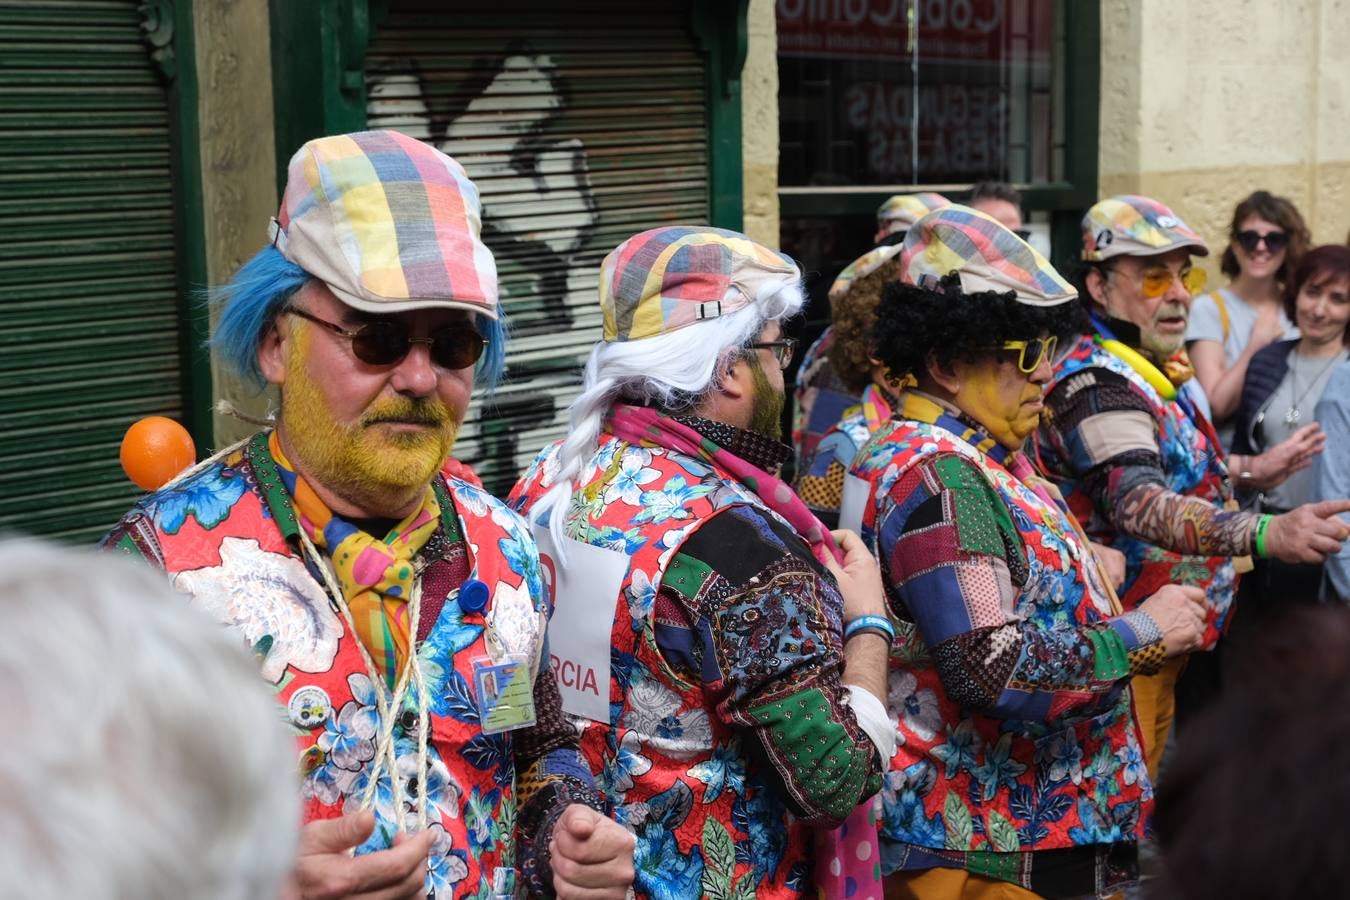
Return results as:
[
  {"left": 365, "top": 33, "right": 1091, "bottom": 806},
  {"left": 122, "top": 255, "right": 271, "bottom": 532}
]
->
[
  {"left": 285, "top": 307, "right": 487, "bottom": 370},
  {"left": 1235, "top": 230, "right": 1289, "bottom": 254}
]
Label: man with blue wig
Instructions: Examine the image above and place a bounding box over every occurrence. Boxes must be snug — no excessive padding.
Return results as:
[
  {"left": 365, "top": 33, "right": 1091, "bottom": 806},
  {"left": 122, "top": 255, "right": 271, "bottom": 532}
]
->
[{"left": 104, "top": 130, "right": 634, "bottom": 900}]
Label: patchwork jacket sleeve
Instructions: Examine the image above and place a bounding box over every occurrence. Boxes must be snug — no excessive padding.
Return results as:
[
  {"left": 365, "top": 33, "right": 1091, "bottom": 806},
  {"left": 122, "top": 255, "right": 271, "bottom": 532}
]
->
[
  {"left": 1042, "top": 368, "right": 1258, "bottom": 556},
  {"left": 514, "top": 663, "right": 608, "bottom": 898},
  {"left": 653, "top": 505, "right": 883, "bottom": 828},
  {"left": 879, "top": 453, "right": 1165, "bottom": 724}
]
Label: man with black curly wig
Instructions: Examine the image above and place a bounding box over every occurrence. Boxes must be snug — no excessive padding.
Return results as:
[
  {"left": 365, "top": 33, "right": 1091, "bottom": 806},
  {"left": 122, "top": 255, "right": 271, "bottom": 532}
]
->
[
  {"left": 844, "top": 205, "right": 1210, "bottom": 899},
  {"left": 1031, "top": 195, "right": 1350, "bottom": 779}
]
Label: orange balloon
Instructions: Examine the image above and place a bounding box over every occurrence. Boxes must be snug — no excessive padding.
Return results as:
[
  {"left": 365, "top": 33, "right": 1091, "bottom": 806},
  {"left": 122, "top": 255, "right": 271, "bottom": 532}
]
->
[{"left": 120, "top": 416, "right": 197, "bottom": 491}]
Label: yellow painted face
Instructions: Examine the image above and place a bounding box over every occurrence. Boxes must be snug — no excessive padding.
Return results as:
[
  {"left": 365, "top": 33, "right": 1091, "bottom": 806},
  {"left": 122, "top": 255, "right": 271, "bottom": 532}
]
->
[
  {"left": 954, "top": 356, "right": 1047, "bottom": 450},
  {"left": 279, "top": 327, "right": 459, "bottom": 511}
]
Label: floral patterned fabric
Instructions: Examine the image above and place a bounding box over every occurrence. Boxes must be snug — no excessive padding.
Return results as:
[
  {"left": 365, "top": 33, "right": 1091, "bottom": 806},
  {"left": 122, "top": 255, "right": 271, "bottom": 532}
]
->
[
  {"left": 1034, "top": 333, "right": 1237, "bottom": 648},
  {"left": 510, "top": 419, "right": 884, "bottom": 900},
  {"left": 847, "top": 397, "right": 1154, "bottom": 895},
  {"left": 104, "top": 431, "right": 600, "bottom": 899}
]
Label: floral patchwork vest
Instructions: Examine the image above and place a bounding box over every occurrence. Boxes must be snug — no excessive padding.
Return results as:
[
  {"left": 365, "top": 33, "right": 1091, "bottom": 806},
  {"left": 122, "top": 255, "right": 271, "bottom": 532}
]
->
[
  {"left": 1039, "top": 334, "right": 1236, "bottom": 647},
  {"left": 512, "top": 434, "right": 814, "bottom": 899},
  {"left": 849, "top": 418, "right": 1149, "bottom": 856},
  {"left": 105, "top": 432, "right": 546, "bottom": 900}
]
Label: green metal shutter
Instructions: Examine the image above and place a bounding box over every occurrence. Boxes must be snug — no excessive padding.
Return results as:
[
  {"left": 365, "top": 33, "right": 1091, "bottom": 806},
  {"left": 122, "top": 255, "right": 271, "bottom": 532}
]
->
[
  {"left": 365, "top": 1, "right": 710, "bottom": 494},
  {"left": 0, "top": 1, "right": 183, "bottom": 542}
]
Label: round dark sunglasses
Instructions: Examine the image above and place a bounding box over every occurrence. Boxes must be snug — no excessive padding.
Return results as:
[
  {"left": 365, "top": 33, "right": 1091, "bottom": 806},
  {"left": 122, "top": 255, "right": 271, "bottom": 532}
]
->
[
  {"left": 1235, "top": 229, "right": 1288, "bottom": 254},
  {"left": 285, "top": 307, "right": 487, "bottom": 370}
]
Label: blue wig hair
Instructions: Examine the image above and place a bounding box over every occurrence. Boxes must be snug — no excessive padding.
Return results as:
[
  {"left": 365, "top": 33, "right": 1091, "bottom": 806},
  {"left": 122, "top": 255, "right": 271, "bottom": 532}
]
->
[
  {"left": 210, "top": 246, "right": 311, "bottom": 391},
  {"left": 209, "top": 245, "right": 508, "bottom": 392}
]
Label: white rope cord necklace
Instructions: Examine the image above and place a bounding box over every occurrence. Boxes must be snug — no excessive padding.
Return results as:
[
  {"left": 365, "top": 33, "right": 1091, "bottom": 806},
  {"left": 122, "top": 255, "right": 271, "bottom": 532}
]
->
[
  {"left": 154, "top": 418, "right": 433, "bottom": 836},
  {"left": 294, "top": 525, "right": 432, "bottom": 838}
]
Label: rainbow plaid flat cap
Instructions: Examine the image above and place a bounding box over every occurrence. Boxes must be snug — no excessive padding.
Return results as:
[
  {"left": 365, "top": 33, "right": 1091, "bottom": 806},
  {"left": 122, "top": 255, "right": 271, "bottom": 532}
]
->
[
  {"left": 599, "top": 226, "right": 802, "bottom": 342},
  {"left": 269, "top": 129, "right": 499, "bottom": 318},
  {"left": 901, "top": 204, "right": 1076, "bottom": 307},
  {"left": 875, "top": 192, "right": 950, "bottom": 239},
  {"left": 1081, "top": 195, "right": 1209, "bottom": 262}
]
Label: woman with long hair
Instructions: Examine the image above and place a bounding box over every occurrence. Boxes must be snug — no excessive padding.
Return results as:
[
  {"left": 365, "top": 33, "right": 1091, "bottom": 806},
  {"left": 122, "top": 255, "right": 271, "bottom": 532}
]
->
[{"left": 1187, "top": 190, "right": 1310, "bottom": 447}]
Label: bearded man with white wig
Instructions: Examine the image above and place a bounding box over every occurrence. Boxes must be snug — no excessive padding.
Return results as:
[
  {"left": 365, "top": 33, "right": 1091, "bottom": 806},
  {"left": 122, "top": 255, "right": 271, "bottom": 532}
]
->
[
  {"left": 510, "top": 226, "right": 894, "bottom": 899},
  {"left": 103, "top": 130, "right": 632, "bottom": 899}
]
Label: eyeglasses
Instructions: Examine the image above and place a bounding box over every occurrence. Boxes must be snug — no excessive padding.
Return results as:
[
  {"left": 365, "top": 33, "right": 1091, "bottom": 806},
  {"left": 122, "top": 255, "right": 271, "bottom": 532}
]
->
[
  {"left": 1013, "top": 228, "right": 1032, "bottom": 242},
  {"left": 285, "top": 307, "right": 487, "bottom": 370},
  {"left": 1107, "top": 265, "right": 1207, "bottom": 299},
  {"left": 1235, "top": 230, "right": 1289, "bottom": 254},
  {"left": 745, "top": 338, "right": 798, "bottom": 370},
  {"left": 1000, "top": 335, "right": 1058, "bottom": 374}
]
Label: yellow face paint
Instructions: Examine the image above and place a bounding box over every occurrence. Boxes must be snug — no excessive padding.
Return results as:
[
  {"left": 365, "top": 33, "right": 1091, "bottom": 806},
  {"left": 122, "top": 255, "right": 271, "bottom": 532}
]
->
[
  {"left": 279, "top": 328, "right": 458, "bottom": 512},
  {"left": 955, "top": 360, "right": 1045, "bottom": 451}
]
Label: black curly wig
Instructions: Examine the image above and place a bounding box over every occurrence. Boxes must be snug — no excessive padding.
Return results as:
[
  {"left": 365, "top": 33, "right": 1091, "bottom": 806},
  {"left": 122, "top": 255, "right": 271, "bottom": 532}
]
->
[{"left": 870, "top": 272, "right": 1088, "bottom": 379}]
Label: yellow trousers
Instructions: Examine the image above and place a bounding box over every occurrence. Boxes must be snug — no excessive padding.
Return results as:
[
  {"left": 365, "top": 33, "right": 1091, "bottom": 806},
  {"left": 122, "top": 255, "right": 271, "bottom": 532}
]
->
[
  {"left": 884, "top": 868, "right": 1042, "bottom": 899},
  {"left": 1129, "top": 656, "right": 1186, "bottom": 780}
]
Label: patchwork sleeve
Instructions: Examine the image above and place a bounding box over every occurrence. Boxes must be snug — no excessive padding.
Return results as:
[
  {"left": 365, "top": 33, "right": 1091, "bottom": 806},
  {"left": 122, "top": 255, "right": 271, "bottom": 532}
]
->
[
  {"left": 653, "top": 506, "right": 883, "bottom": 828},
  {"left": 1042, "top": 368, "right": 1258, "bottom": 556},
  {"left": 514, "top": 661, "right": 607, "bottom": 899},
  {"left": 878, "top": 453, "right": 1165, "bottom": 724},
  {"left": 794, "top": 427, "right": 856, "bottom": 530}
]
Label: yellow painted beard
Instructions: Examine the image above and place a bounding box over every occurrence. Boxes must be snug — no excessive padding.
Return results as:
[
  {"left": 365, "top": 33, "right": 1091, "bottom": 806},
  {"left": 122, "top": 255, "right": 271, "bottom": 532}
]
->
[{"left": 279, "top": 333, "right": 459, "bottom": 512}]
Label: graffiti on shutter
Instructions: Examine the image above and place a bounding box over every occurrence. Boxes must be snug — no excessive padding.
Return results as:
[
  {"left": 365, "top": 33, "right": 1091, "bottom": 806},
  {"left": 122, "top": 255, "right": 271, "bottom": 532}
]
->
[
  {"left": 368, "top": 49, "right": 599, "bottom": 491},
  {"left": 365, "top": 5, "right": 709, "bottom": 494}
]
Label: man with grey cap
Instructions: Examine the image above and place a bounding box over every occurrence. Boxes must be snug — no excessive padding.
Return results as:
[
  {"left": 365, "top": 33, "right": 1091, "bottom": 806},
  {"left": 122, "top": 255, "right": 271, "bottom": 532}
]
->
[
  {"left": 1032, "top": 194, "right": 1350, "bottom": 777},
  {"left": 104, "top": 130, "right": 633, "bottom": 899},
  {"left": 510, "top": 225, "right": 893, "bottom": 899}
]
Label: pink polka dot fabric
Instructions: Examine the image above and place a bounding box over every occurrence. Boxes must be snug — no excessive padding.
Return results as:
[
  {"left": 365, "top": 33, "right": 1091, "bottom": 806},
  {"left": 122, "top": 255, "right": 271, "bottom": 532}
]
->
[{"left": 815, "top": 796, "right": 883, "bottom": 899}]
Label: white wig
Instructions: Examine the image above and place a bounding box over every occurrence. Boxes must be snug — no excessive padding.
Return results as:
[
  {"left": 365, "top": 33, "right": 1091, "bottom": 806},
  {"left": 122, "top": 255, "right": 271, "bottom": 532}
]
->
[
  {"left": 0, "top": 539, "right": 299, "bottom": 900},
  {"left": 533, "top": 278, "right": 805, "bottom": 551}
]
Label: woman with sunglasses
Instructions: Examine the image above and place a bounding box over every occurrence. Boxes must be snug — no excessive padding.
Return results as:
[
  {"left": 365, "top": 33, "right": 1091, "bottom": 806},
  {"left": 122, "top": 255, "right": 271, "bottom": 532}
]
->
[
  {"left": 1230, "top": 245, "right": 1350, "bottom": 613},
  {"left": 1187, "top": 190, "right": 1310, "bottom": 448}
]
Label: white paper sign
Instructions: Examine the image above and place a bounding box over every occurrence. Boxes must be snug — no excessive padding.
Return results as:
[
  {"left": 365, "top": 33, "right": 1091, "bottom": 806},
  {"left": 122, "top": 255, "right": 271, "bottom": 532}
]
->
[
  {"left": 838, "top": 473, "right": 873, "bottom": 534},
  {"left": 532, "top": 523, "right": 629, "bottom": 723}
]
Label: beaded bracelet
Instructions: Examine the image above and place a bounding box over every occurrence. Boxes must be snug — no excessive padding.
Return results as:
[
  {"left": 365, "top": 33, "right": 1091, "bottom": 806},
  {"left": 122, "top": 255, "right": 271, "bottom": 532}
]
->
[
  {"left": 844, "top": 614, "right": 896, "bottom": 642},
  {"left": 1254, "top": 513, "right": 1273, "bottom": 558}
]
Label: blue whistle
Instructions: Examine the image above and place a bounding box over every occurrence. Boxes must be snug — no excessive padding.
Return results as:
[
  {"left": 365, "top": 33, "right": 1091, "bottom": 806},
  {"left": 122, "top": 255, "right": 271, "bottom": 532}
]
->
[{"left": 458, "top": 578, "right": 490, "bottom": 614}]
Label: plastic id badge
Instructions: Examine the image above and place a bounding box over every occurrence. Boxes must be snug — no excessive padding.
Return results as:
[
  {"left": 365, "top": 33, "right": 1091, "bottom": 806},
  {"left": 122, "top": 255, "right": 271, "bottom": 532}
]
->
[{"left": 472, "top": 654, "right": 537, "bottom": 734}]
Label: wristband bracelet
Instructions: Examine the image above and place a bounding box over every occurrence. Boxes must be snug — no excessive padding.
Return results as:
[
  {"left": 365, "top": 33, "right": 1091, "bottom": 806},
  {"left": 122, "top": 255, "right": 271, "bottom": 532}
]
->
[
  {"left": 844, "top": 614, "right": 895, "bottom": 642},
  {"left": 1254, "top": 513, "right": 1273, "bottom": 558},
  {"left": 844, "top": 626, "right": 892, "bottom": 644}
]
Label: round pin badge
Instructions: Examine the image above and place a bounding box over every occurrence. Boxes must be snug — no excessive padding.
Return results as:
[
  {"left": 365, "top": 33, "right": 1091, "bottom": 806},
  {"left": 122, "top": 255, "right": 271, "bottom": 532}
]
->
[
  {"left": 458, "top": 578, "right": 490, "bottom": 614},
  {"left": 1096, "top": 229, "right": 1114, "bottom": 248},
  {"left": 287, "top": 685, "right": 332, "bottom": 729},
  {"left": 1156, "top": 215, "right": 1179, "bottom": 228}
]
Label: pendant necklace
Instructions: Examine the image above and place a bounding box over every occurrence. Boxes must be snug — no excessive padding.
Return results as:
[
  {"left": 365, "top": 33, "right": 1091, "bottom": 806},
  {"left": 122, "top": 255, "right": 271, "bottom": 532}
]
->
[{"left": 1285, "top": 348, "right": 1346, "bottom": 426}]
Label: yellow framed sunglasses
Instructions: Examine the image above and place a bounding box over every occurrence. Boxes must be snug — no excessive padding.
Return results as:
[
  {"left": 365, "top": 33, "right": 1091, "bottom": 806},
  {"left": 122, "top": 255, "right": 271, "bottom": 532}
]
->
[{"left": 1000, "top": 335, "right": 1058, "bottom": 374}]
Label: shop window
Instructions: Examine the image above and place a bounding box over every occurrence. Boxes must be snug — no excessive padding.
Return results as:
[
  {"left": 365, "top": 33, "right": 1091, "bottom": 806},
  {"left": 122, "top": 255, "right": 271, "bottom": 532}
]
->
[{"left": 775, "top": 0, "right": 1098, "bottom": 351}]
